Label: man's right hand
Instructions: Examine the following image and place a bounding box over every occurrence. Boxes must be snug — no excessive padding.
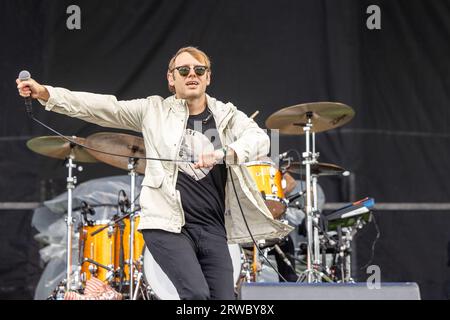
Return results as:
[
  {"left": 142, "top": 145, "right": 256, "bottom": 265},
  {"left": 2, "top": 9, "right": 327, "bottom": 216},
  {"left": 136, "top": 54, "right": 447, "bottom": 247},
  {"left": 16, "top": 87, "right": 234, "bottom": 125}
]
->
[{"left": 16, "top": 78, "right": 49, "bottom": 102}]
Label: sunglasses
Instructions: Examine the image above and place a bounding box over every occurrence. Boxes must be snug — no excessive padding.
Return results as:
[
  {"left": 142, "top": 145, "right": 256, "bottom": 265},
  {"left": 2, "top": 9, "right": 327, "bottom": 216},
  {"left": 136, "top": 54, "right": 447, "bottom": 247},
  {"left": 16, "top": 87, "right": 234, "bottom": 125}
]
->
[{"left": 173, "top": 65, "right": 208, "bottom": 77}]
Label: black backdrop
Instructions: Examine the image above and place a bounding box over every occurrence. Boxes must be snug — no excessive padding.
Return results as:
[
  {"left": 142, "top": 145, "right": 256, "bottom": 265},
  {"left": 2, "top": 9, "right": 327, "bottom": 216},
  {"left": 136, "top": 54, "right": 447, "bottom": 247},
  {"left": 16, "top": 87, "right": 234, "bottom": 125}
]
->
[{"left": 1, "top": 0, "right": 450, "bottom": 299}]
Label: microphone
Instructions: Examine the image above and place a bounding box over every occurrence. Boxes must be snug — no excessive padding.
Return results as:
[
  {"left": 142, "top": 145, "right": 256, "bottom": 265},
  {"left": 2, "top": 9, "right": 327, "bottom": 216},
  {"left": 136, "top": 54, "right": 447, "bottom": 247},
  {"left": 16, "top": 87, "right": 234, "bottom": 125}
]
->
[
  {"left": 123, "top": 197, "right": 130, "bottom": 208},
  {"left": 279, "top": 152, "right": 289, "bottom": 160},
  {"left": 118, "top": 190, "right": 130, "bottom": 213},
  {"left": 81, "top": 201, "right": 96, "bottom": 216},
  {"left": 18, "top": 70, "right": 33, "bottom": 115}
]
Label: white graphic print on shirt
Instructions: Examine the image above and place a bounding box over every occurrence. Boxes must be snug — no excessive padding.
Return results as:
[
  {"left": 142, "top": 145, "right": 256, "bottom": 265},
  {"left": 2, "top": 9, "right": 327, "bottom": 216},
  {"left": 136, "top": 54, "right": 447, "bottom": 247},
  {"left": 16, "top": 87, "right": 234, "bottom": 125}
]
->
[{"left": 178, "top": 128, "right": 215, "bottom": 181}]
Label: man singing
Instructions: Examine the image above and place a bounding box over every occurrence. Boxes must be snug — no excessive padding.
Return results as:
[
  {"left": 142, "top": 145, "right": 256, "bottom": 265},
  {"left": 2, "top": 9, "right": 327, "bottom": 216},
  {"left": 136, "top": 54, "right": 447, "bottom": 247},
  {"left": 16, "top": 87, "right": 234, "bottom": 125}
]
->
[{"left": 17, "top": 47, "right": 292, "bottom": 300}]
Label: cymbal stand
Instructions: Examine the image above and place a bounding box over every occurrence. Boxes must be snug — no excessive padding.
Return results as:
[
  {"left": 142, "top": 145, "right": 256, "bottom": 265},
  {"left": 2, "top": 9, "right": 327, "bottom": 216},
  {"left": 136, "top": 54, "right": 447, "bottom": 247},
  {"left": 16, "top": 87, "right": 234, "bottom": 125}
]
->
[
  {"left": 132, "top": 269, "right": 144, "bottom": 300},
  {"left": 65, "top": 146, "right": 82, "bottom": 291},
  {"left": 312, "top": 176, "right": 322, "bottom": 269},
  {"left": 311, "top": 132, "right": 329, "bottom": 278},
  {"left": 128, "top": 157, "right": 137, "bottom": 300},
  {"left": 311, "top": 132, "right": 321, "bottom": 269}
]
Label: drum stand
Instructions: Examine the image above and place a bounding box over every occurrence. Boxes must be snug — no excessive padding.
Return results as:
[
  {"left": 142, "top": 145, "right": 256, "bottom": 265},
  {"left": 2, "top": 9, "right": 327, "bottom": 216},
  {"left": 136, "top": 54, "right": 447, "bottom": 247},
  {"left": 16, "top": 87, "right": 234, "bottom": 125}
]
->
[{"left": 296, "top": 114, "right": 329, "bottom": 283}]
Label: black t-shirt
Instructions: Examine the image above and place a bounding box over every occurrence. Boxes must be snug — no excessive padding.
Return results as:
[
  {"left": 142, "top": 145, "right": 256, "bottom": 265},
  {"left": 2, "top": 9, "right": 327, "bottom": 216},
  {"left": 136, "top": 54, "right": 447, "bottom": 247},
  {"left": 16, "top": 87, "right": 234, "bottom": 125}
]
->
[{"left": 176, "top": 107, "right": 228, "bottom": 237}]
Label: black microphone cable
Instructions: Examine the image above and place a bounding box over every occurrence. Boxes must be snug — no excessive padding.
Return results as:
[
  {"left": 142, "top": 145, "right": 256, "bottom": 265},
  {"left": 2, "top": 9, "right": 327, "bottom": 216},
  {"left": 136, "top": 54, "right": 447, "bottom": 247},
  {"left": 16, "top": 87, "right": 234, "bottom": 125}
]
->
[
  {"left": 19, "top": 72, "right": 297, "bottom": 281},
  {"left": 73, "top": 203, "right": 118, "bottom": 212},
  {"left": 117, "top": 189, "right": 131, "bottom": 214},
  {"left": 359, "top": 213, "right": 380, "bottom": 271},
  {"left": 117, "top": 191, "right": 141, "bottom": 216},
  {"left": 28, "top": 113, "right": 192, "bottom": 164}
]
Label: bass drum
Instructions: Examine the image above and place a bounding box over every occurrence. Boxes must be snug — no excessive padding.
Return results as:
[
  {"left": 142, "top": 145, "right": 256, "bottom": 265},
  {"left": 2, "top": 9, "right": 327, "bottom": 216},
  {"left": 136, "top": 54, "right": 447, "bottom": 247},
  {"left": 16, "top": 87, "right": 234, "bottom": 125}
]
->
[{"left": 143, "top": 244, "right": 243, "bottom": 300}]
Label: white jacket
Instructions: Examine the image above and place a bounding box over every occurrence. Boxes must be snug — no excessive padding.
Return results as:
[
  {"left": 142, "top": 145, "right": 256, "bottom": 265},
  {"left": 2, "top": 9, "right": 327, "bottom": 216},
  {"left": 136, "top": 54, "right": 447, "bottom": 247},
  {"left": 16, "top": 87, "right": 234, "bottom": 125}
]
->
[{"left": 39, "top": 87, "right": 293, "bottom": 243}]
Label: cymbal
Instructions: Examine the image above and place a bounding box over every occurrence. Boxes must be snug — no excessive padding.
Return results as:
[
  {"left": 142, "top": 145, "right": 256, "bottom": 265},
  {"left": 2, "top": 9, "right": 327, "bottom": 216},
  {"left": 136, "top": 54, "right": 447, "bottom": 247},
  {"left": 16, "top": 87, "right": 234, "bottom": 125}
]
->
[
  {"left": 26, "top": 136, "right": 98, "bottom": 163},
  {"left": 266, "top": 102, "right": 355, "bottom": 134},
  {"left": 85, "top": 132, "right": 146, "bottom": 174},
  {"left": 282, "top": 162, "right": 347, "bottom": 176}
]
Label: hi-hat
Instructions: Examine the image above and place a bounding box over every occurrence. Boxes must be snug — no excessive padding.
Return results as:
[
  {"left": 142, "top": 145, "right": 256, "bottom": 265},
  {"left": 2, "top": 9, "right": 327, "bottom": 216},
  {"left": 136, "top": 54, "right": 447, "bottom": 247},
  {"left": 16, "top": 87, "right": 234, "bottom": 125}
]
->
[
  {"left": 26, "top": 136, "right": 98, "bottom": 163},
  {"left": 282, "top": 162, "right": 347, "bottom": 176},
  {"left": 266, "top": 102, "right": 355, "bottom": 135},
  {"left": 85, "top": 132, "right": 146, "bottom": 174}
]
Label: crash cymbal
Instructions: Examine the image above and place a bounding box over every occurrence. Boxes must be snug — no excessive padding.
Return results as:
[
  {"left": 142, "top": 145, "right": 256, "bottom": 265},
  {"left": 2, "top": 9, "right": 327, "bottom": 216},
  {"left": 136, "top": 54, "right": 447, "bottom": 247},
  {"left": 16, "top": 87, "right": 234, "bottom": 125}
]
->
[
  {"left": 266, "top": 102, "right": 355, "bottom": 134},
  {"left": 282, "top": 162, "right": 347, "bottom": 176},
  {"left": 26, "top": 136, "right": 98, "bottom": 163},
  {"left": 85, "top": 132, "right": 146, "bottom": 174}
]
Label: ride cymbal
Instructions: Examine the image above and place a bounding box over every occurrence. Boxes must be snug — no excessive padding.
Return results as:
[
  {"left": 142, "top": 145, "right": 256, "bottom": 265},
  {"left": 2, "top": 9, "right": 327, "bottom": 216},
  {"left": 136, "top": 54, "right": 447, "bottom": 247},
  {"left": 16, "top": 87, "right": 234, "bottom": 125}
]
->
[
  {"left": 266, "top": 102, "right": 355, "bottom": 135},
  {"left": 26, "top": 136, "right": 98, "bottom": 163},
  {"left": 85, "top": 132, "right": 146, "bottom": 174}
]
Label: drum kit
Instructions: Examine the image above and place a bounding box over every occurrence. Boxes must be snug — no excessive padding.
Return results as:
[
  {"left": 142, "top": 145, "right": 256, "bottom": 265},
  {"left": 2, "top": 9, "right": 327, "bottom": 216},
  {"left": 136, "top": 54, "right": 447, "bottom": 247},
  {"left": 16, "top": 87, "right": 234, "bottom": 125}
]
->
[
  {"left": 28, "top": 101, "right": 373, "bottom": 300},
  {"left": 245, "top": 102, "right": 370, "bottom": 285},
  {"left": 27, "top": 133, "right": 147, "bottom": 299}
]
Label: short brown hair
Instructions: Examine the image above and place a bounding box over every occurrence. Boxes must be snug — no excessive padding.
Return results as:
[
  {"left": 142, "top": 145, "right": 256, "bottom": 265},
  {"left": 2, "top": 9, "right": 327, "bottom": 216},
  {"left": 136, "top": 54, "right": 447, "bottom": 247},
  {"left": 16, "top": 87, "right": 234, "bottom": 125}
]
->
[{"left": 168, "top": 46, "right": 212, "bottom": 94}]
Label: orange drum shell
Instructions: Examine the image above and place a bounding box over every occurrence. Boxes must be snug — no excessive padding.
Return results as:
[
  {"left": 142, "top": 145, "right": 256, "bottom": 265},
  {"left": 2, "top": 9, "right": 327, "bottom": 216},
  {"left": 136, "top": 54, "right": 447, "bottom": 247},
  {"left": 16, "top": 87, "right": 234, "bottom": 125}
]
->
[
  {"left": 114, "top": 215, "right": 145, "bottom": 284},
  {"left": 80, "top": 222, "right": 115, "bottom": 283}
]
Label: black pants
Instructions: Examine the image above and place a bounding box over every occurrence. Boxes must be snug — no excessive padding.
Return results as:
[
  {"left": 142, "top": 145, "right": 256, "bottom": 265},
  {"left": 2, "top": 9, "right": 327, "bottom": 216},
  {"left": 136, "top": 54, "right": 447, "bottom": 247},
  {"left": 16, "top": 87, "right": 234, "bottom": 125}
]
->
[{"left": 142, "top": 226, "right": 235, "bottom": 300}]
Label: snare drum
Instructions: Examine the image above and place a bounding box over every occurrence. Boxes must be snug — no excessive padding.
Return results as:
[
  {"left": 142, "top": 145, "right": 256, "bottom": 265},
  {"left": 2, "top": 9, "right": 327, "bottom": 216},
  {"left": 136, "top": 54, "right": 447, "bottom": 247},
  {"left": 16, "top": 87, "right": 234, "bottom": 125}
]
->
[
  {"left": 142, "top": 244, "right": 244, "bottom": 300},
  {"left": 79, "top": 221, "right": 116, "bottom": 284},
  {"left": 114, "top": 214, "right": 145, "bottom": 285},
  {"left": 245, "top": 161, "right": 287, "bottom": 219}
]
